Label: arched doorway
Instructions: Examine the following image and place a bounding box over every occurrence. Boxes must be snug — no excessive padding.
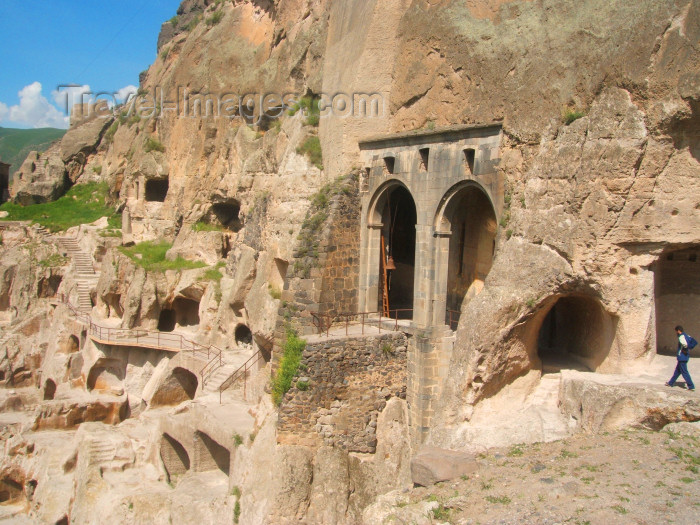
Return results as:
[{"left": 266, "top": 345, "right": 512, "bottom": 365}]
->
[
  {"left": 376, "top": 185, "right": 417, "bottom": 318},
  {"left": 235, "top": 324, "right": 253, "bottom": 346},
  {"left": 43, "top": 379, "right": 56, "bottom": 400},
  {"left": 193, "top": 431, "right": 230, "bottom": 475},
  {"left": 160, "top": 433, "right": 190, "bottom": 482},
  {"left": 434, "top": 182, "right": 497, "bottom": 329}
]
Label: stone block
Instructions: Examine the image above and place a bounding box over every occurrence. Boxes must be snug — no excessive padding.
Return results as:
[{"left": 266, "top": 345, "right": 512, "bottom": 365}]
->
[{"left": 410, "top": 446, "right": 479, "bottom": 486}]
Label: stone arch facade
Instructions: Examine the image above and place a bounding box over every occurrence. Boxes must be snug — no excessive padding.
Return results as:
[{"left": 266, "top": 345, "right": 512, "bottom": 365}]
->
[
  {"left": 193, "top": 431, "right": 230, "bottom": 475},
  {"left": 150, "top": 367, "right": 198, "bottom": 407},
  {"left": 359, "top": 125, "right": 503, "bottom": 443}
]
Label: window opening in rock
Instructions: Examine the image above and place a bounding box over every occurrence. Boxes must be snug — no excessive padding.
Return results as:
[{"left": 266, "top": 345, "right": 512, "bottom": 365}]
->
[
  {"left": 235, "top": 324, "right": 253, "bottom": 346},
  {"left": 145, "top": 178, "right": 169, "bottom": 202},
  {"left": 43, "top": 379, "right": 56, "bottom": 400},
  {"left": 172, "top": 297, "right": 200, "bottom": 327},
  {"left": 419, "top": 148, "right": 430, "bottom": 172},
  {"left": 158, "top": 309, "right": 176, "bottom": 332},
  {"left": 464, "top": 148, "right": 475, "bottom": 175},
  {"left": 383, "top": 156, "right": 395, "bottom": 175}
]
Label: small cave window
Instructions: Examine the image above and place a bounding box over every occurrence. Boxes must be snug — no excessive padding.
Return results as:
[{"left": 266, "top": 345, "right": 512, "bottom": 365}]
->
[
  {"left": 419, "top": 148, "right": 430, "bottom": 172},
  {"left": 235, "top": 324, "right": 253, "bottom": 346},
  {"left": 43, "top": 379, "right": 56, "bottom": 400},
  {"left": 464, "top": 148, "right": 475, "bottom": 175},
  {"left": 383, "top": 156, "right": 395, "bottom": 175},
  {"left": 145, "top": 178, "right": 169, "bottom": 202}
]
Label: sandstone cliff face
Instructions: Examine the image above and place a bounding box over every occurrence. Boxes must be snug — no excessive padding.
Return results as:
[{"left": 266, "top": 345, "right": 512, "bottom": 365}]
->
[{"left": 1, "top": 0, "right": 699, "bottom": 523}]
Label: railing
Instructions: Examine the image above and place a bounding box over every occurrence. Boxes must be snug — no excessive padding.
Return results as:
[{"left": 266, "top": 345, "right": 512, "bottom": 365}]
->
[
  {"left": 59, "top": 294, "right": 224, "bottom": 386},
  {"left": 218, "top": 350, "right": 266, "bottom": 404},
  {"left": 311, "top": 309, "right": 413, "bottom": 337}
]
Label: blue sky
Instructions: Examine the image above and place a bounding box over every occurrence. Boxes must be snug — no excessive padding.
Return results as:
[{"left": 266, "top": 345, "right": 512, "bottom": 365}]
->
[{"left": 0, "top": 0, "right": 181, "bottom": 129}]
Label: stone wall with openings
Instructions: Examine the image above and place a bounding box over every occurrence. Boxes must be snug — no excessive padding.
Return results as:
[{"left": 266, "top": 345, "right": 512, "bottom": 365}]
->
[{"left": 277, "top": 331, "right": 408, "bottom": 453}]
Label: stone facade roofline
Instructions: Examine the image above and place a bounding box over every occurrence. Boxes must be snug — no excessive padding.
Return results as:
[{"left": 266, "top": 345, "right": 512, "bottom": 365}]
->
[{"left": 358, "top": 122, "right": 503, "bottom": 149}]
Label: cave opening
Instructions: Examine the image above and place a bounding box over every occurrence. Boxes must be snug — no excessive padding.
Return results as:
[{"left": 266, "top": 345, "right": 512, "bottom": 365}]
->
[
  {"left": 194, "top": 431, "right": 230, "bottom": 475},
  {"left": 235, "top": 324, "right": 253, "bottom": 346},
  {"left": 211, "top": 201, "right": 242, "bottom": 232},
  {"left": 145, "top": 178, "right": 169, "bottom": 202},
  {"left": 536, "top": 295, "right": 616, "bottom": 373},
  {"left": 654, "top": 246, "right": 700, "bottom": 355},
  {"left": 161, "top": 433, "right": 190, "bottom": 482}
]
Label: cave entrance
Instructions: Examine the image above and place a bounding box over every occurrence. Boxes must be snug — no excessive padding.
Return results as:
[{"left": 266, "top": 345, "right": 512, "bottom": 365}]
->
[
  {"left": 151, "top": 367, "right": 198, "bottom": 406},
  {"left": 145, "top": 178, "right": 169, "bottom": 202},
  {"left": 193, "top": 431, "right": 230, "bottom": 475},
  {"left": 378, "top": 185, "right": 416, "bottom": 318},
  {"left": 443, "top": 185, "right": 496, "bottom": 327},
  {"left": 158, "top": 309, "right": 176, "bottom": 332},
  {"left": 211, "top": 201, "right": 242, "bottom": 232},
  {"left": 536, "top": 295, "right": 616, "bottom": 373},
  {"left": 654, "top": 247, "right": 700, "bottom": 355},
  {"left": 160, "top": 433, "right": 190, "bottom": 482},
  {"left": 235, "top": 324, "right": 253, "bottom": 346},
  {"left": 173, "top": 297, "right": 200, "bottom": 327},
  {"left": 86, "top": 358, "right": 125, "bottom": 393}
]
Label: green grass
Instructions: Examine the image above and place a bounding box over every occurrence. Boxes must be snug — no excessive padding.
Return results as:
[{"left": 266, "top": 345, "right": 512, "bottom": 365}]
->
[
  {"left": 287, "top": 96, "right": 321, "bottom": 126},
  {"left": 508, "top": 444, "right": 524, "bottom": 457},
  {"left": 271, "top": 330, "right": 306, "bottom": 405},
  {"left": 206, "top": 10, "right": 224, "bottom": 26},
  {"left": 485, "top": 495, "right": 511, "bottom": 504},
  {"left": 234, "top": 500, "right": 241, "bottom": 524},
  {"left": 144, "top": 136, "right": 165, "bottom": 153},
  {"left": 563, "top": 109, "right": 586, "bottom": 125},
  {"left": 192, "top": 221, "right": 225, "bottom": 232},
  {"left": 203, "top": 263, "right": 225, "bottom": 282},
  {"left": 431, "top": 504, "right": 450, "bottom": 520},
  {"left": 118, "top": 241, "right": 206, "bottom": 272},
  {"left": 297, "top": 136, "right": 322, "bottom": 170},
  {"left": 0, "top": 182, "right": 113, "bottom": 232},
  {"left": 0, "top": 126, "right": 66, "bottom": 173},
  {"left": 268, "top": 284, "right": 282, "bottom": 300},
  {"left": 38, "top": 253, "right": 69, "bottom": 268},
  {"left": 233, "top": 433, "right": 243, "bottom": 447}
]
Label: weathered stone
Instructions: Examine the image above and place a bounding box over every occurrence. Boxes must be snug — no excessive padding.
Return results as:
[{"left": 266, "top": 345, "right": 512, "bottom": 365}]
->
[{"left": 410, "top": 445, "right": 479, "bottom": 486}]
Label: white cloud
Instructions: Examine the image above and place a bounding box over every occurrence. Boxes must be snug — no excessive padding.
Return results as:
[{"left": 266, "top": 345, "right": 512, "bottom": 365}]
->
[
  {"left": 51, "top": 84, "right": 92, "bottom": 114},
  {"left": 0, "top": 82, "right": 69, "bottom": 129},
  {"left": 115, "top": 85, "right": 138, "bottom": 104}
]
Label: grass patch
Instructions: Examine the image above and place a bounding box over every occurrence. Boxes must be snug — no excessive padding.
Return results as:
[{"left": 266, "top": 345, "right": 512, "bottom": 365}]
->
[
  {"left": 611, "top": 505, "right": 628, "bottom": 515},
  {"left": 268, "top": 284, "right": 282, "bottom": 300},
  {"left": 234, "top": 500, "right": 241, "bottom": 524},
  {"left": 118, "top": 241, "right": 206, "bottom": 272},
  {"left": 563, "top": 109, "right": 586, "bottom": 125},
  {"left": 144, "top": 136, "right": 165, "bottom": 153},
  {"left": 560, "top": 449, "right": 578, "bottom": 459},
  {"left": 296, "top": 379, "right": 309, "bottom": 391},
  {"left": 38, "top": 253, "right": 69, "bottom": 268},
  {"left": 485, "top": 495, "right": 511, "bottom": 504},
  {"left": 192, "top": 221, "right": 224, "bottom": 232},
  {"left": 431, "top": 504, "right": 450, "bottom": 520},
  {"left": 271, "top": 329, "right": 306, "bottom": 405},
  {"left": 233, "top": 433, "right": 243, "bottom": 447},
  {"left": 0, "top": 182, "right": 113, "bottom": 232},
  {"left": 297, "top": 136, "right": 322, "bottom": 170},
  {"left": 206, "top": 10, "right": 224, "bottom": 26},
  {"left": 203, "top": 267, "right": 224, "bottom": 281},
  {"left": 508, "top": 444, "right": 524, "bottom": 457},
  {"left": 288, "top": 96, "right": 321, "bottom": 126}
]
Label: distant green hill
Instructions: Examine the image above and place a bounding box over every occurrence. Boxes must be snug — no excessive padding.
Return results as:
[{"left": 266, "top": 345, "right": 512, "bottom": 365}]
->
[{"left": 0, "top": 126, "right": 66, "bottom": 174}]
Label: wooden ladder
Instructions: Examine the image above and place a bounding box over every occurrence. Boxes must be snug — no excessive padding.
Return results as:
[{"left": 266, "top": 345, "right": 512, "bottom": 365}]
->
[{"left": 381, "top": 234, "right": 390, "bottom": 317}]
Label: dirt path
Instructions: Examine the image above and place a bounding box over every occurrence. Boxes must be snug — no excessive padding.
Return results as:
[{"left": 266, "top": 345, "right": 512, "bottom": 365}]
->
[{"left": 378, "top": 423, "right": 700, "bottom": 524}]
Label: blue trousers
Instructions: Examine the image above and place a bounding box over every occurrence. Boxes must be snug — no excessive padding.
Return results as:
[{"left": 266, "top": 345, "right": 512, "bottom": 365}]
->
[{"left": 669, "top": 361, "right": 695, "bottom": 390}]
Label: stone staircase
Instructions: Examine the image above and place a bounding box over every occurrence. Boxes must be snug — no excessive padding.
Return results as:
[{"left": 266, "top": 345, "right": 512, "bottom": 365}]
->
[
  {"left": 58, "top": 236, "right": 99, "bottom": 312},
  {"left": 202, "top": 355, "right": 246, "bottom": 394},
  {"left": 88, "top": 438, "right": 116, "bottom": 466}
]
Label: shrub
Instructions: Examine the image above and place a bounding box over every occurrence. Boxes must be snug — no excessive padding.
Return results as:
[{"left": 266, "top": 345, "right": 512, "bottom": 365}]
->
[
  {"left": 38, "top": 253, "right": 69, "bottom": 268},
  {"left": 160, "top": 47, "right": 170, "bottom": 61},
  {"left": 169, "top": 15, "right": 179, "bottom": 27},
  {"left": 206, "top": 11, "right": 224, "bottom": 26},
  {"left": 271, "top": 329, "right": 306, "bottom": 404},
  {"left": 104, "top": 121, "right": 119, "bottom": 143},
  {"left": 233, "top": 433, "right": 243, "bottom": 447},
  {"left": 563, "top": 109, "right": 585, "bottom": 125},
  {"left": 144, "top": 137, "right": 165, "bottom": 153},
  {"left": 192, "top": 221, "right": 224, "bottom": 232},
  {"left": 234, "top": 500, "right": 241, "bottom": 523},
  {"left": 297, "top": 136, "right": 322, "bottom": 170},
  {"left": 296, "top": 380, "right": 309, "bottom": 391},
  {"left": 268, "top": 284, "right": 281, "bottom": 300},
  {"left": 92, "top": 165, "right": 102, "bottom": 175},
  {"left": 186, "top": 15, "right": 201, "bottom": 31}
]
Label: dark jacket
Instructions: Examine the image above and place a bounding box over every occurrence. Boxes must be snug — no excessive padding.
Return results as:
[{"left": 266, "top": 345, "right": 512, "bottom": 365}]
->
[{"left": 677, "top": 333, "right": 690, "bottom": 363}]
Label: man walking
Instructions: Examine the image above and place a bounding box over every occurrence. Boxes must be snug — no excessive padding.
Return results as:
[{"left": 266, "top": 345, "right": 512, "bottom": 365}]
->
[{"left": 666, "top": 325, "right": 695, "bottom": 392}]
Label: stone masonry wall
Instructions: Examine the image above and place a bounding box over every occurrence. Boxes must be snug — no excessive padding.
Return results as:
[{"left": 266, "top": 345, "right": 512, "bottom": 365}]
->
[
  {"left": 272, "top": 173, "right": 361, "bottom": 365},
  {"left": 277, "top": 331, "right": 408, "bottom": 453}
]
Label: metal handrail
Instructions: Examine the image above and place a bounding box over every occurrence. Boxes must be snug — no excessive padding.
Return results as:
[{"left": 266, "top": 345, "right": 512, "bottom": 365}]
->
[
  {"left": 218, "top": 349, "right": 265, "bottom": 404},
  {"left": 311, "top": 309, "right": 413, "bottom": 337},
  {"left": 59, "top": 294, "right": 224, "bottom": 384}
]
